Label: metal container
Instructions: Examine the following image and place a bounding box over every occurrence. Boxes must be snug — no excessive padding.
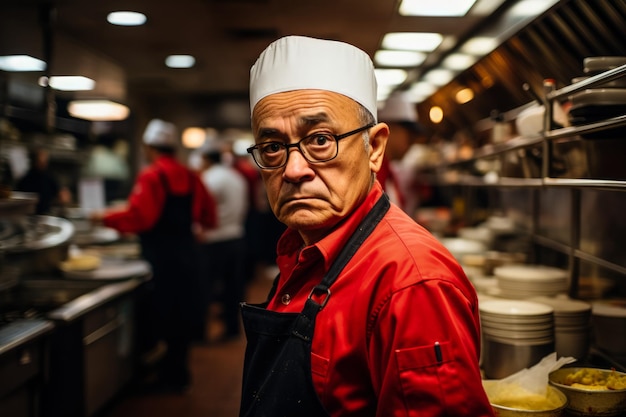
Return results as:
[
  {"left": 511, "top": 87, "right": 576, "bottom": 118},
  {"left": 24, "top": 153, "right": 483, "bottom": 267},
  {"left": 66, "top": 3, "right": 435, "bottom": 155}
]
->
[
  {"left": 591, "top": 300, "right": 626, "bottom": 357},
  {"left": 482, "top": 335, "right": 554, "bottom": 379},
  {"left": 3, "top": 215, "right": 74, "bottom": 275},
  {"left": 549, "top": 367, "right": 626, "bottom": 416},
  {"left": 482, "top": 380, "right": 568, "bottom": 417}
]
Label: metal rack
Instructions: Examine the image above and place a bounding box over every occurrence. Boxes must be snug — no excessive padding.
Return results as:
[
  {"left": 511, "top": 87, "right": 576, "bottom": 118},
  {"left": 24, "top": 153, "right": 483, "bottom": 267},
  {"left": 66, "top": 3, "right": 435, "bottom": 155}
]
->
[
  {"left": 431, "top": 64, "right": 626, "bottom": 370},
  {"left": 434, "top": 63, "right": 626, "bottom": 297},
  {"left": 439, "top": 64, "right": 626, "bottom": 191}
]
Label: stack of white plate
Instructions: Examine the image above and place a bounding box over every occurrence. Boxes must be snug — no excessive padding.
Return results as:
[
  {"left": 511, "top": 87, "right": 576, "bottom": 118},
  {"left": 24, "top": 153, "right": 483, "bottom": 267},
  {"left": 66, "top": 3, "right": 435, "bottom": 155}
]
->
[
  {"left": 493, "top": 264, "right": 568, "bottom": 299},
  {"left": 530, "top": 296, "right": 592, "bottom": 360},
  {"left": 479, "top": 299, "right": 555, "bottom": 379},
  {"left": 440, "top": 237, "right": 487, "bottom": 262}
]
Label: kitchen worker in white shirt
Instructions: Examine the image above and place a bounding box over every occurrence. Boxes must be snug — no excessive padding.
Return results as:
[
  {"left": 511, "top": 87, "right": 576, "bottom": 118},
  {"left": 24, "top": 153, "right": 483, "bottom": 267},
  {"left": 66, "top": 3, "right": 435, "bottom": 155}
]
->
[{"left": 197, "top": 137, "right": 250, "bottom": 342}]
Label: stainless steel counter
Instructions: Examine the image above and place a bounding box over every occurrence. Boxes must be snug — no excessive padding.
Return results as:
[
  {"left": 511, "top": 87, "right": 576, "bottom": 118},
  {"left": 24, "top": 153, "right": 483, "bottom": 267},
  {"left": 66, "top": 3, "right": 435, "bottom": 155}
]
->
[
  {"left": 47, "top": 278, "right": 144, "bottom": 322},
  {"left": 0, "top": 319, "right": 54, "bottom": 357}
]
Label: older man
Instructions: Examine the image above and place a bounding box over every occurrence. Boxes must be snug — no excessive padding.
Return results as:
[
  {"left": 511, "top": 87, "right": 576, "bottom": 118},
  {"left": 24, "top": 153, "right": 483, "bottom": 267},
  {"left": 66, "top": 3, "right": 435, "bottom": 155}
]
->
[{"left": 239, "top": 36, "right": 494, "bottom": 417}]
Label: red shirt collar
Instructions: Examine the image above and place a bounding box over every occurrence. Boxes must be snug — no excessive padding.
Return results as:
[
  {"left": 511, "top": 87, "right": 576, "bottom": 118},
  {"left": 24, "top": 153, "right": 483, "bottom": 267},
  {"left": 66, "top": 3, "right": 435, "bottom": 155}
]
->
[{"left": 276, "top": 181, "right": 384, "bottom": 271}]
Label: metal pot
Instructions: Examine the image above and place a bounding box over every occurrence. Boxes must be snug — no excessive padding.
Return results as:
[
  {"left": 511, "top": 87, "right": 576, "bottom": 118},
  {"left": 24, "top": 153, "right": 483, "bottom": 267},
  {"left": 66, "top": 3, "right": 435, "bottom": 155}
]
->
[
  {"left": 548, "top": 367, "right": 626, "bottom": 416},
  {"left": 3, "top": 215, "right": 74, "bottom": 275},
  {"left": 482, "top": 380, "right": 568, "bottom": 417}
]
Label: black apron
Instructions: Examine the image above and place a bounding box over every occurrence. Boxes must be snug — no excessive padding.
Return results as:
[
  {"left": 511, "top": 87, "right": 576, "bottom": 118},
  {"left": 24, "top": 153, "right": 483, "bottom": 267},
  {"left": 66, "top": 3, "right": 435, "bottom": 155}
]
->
[
  {"left": 239, "top": 194, "right": 390, "bottom": 417},
  {"left": 138, "top": 169, "right": 198, "bottom": 385}
]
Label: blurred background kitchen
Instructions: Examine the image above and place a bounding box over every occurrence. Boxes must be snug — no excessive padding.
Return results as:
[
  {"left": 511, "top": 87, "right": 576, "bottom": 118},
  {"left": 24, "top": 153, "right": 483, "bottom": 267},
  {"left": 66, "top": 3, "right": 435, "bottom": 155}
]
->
[{"left": 1, "top": 0, "right": 626, "bottom": 416}]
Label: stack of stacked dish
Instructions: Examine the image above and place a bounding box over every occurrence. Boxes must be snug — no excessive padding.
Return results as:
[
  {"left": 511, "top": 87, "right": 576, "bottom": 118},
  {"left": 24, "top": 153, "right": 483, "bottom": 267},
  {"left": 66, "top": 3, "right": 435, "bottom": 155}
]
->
[
  {"left": 494, "top": 264, "right": 568, "bottom": 299},
  {"left": 480, "top": 299, "right": 555, "bottom": 379},
  {"left": 531, "top": 296, "right": 592, "bottom": 360},
  {"left": 440, "top": 237, "right": 487, "bottom": 263}
]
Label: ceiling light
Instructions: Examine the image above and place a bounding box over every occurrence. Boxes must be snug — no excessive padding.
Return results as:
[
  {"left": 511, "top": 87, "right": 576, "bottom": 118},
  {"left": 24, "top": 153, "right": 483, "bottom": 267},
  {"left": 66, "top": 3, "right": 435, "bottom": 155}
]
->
[
  {"left": 455, "top": 87, "right": 475, "bottom": 104},
  {"left": 423, "top": 69, "right": 455, "bottom": 86},
  {"left": 399, "top": 0, "right": 477, "bottom": 16},
  {"left": 377, "top": 85, "right": 395, "bottom": 102},
  {"left": 68, "top": 100, "right": 130, "bottom": 121},
  {"left": 470, "top": 0, "right": 508, "bottom": 15},
  {"left": 0, "top": 55, "right": 46, "bottom": 72},
  {"left": 429, "top": 106, "right": 444, "bottom": 124},
  {"left": 461, "top": 37, "right": 499, "bottom": 55},
  {"left": 107, "top": 11, "right": 147, "bottom": 26},
  {"left": 374, "top": 69, "right": 408, "bottom": 87},
  {"left": 381, "top": 33, "right": 444, "bottom": 52},
  {"left": 509, "top": 0, "right": 554, "bottom": 17},
  {"left": 165, "top": 55, "right": 196, "bottom": 69},
  {"left": 442, "top": 53, "right": 477, "bottom": 71},
  {"left": 374, "top": 50, "right": 426, "bottom": 67},
  {"left": 182, "top": 127, "right": 207, "bottom": 149},
  {"left": 42, "top": 76, "right": 95, "bottom": 91},
  {"left": 406, "top": 82, "right": 436, "bottom": 101}
]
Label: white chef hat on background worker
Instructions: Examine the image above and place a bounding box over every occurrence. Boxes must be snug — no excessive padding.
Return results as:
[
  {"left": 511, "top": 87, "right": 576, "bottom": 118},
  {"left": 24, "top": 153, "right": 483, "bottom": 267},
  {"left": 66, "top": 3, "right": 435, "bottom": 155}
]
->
[
  {"left": 143, "top": 118, "right": 179, "bottom": 148},
  {"left": 378, "top": 91, "right": 418, "bottom": 123},
  {"left": 249, "top": 35, "right": 378, "bottom": 121},
  {"left": 378, "top": 91, "right": 423, "bottom": 135}
]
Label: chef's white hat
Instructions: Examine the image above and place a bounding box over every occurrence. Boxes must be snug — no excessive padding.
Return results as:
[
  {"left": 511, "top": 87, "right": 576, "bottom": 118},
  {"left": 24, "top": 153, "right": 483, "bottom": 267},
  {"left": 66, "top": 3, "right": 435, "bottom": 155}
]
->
[
  {"left": 378, "top": 91, "right": 418, "bottom": 123},
  {"left": 250, "top": 35, "right": 378, "bottom": 121},
  {"left": 143, "top": 118, "right": 178, "bottom": 147}
]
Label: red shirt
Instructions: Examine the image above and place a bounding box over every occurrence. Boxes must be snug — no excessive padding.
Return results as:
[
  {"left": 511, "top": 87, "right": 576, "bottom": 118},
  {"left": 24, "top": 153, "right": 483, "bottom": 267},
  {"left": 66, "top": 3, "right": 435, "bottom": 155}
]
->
[
  {"left": 103, "top": 155, "right": 217, "bottom": 234},
  {"left": 378, "top": 155, "right": 406, "bottom": 212},
  {"left": 269, "top": 182, "right": 494, "bottom": 417}
]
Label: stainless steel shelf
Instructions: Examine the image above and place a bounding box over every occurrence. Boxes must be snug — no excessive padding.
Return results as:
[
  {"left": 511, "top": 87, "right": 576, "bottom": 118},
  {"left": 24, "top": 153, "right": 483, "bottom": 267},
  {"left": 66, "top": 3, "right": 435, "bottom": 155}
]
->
[
  {"left": 533, "top": 235, "right": 626, "bottom": 277},
  {"left": 532, "top": 235, "right": 571, "bottom": 255},
  {"left": 544, "top": 114, "right": 626, "bottom": 141},
  {"left": 573, "top": 249, "right": 626, "bottom": 277},
  {"left": 547, "top": 64, "right": 626, "bottom": 101},
  {"left": 543, "top": 178, "right": 626, "bottom": 190}
]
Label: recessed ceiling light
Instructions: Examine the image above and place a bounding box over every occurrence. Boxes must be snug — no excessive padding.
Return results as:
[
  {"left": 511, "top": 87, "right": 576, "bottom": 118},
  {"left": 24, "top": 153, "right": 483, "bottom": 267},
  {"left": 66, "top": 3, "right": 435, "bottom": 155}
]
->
[
  {"left": 509, "top": 0, "right": 556, "bottom": 17},
  {"left": 407, "top": 82, "right": 436, "bottom": 101},
  {"left": 381, "top": 33, "right": 444, "bottom": 52},
  {"left": 461, "top": 37, "right": 499, "bottom": 55},
  {"left": 399, "top": 0, "right": 477, "bottom": 16},
  {"left": 165, "top": 55, "right": 196, "bottom": 69},
  {"left": 42, "top": 76, "right": 95, "bottom": 91},
  {"left": 107, "top": 11, "right": 147, "bottom": 26},
  {"left": 374, "top": 69, "right": 408, "bottom": 87},
  {"left": 429, "top": 106, "right": 444, "bottom": 124},
  {"left": 68, "top": 100, "right": 130, "bottom": 121},
  {"left": 376, "top": 84, "right": 395, "bottom": 102},
  {"left": 0, "top": 55, "right": 46, "bottom": 72},
  {"left": 423, "top": 69, "right": 455, "bottom": 86},
  {"left": 455, "top": 87, "right": 475, "bottom": 104},
  {"left": 182, "top": 127, "right": 207, "bottom": 149},
  {"left": 375, "top": 50, "right": 426, "bottom": 67},
  {"left": 442, "top": 53, "right": 477, "bottom": 71}
]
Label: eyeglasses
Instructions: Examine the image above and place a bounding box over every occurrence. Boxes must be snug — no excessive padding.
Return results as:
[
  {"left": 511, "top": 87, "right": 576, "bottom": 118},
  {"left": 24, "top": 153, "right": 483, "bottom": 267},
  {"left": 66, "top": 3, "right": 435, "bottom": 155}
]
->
[{"left": 247, "top": 123, "right": 374, "bottom": 170}]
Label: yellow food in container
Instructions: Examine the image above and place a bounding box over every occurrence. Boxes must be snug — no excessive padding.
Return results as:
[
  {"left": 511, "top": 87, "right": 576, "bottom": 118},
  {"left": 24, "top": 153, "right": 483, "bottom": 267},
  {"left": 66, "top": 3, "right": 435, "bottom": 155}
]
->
[
  {"left": 564, "top": 368, "right": 626, "bottom": 390},
  {"left": 59, "top": 254, "right": 101, "bottom": 271}
]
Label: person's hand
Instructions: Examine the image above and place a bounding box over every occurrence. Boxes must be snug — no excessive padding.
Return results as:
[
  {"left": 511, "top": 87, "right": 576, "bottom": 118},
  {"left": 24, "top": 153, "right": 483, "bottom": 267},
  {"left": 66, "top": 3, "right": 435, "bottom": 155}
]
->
[
  {"left": 58, "top": 187, "right": 72, "bottom": 205},
  {"left": 89, "top": 211, "right": 104, "bottom": 225}
]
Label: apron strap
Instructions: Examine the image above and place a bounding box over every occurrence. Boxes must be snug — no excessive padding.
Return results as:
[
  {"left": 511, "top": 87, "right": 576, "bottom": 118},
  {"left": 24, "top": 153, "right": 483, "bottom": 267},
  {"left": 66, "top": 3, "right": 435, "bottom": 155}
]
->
[
  {"left": 318, "top": 193, "right": 390, "bottom": 291},
  {"left": 264, "top": 193, "right": 390, "bottom": 305},
  {"left": 294, "top": 193, "right": 391, "bottom": 340}
]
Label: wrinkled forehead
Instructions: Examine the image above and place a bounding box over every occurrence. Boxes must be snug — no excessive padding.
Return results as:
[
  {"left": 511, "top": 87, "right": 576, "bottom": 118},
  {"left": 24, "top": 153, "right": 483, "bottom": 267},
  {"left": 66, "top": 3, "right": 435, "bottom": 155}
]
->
[{"left": 251, "top": 89, "right": 360, "bottom": 131}]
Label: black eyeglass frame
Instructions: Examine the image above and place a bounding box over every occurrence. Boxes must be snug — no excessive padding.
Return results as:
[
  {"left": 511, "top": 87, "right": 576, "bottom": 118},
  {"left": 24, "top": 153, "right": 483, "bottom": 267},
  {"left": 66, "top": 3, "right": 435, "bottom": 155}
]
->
[{"left": 246, "top": 123, "right": 375, "bottom": 170}]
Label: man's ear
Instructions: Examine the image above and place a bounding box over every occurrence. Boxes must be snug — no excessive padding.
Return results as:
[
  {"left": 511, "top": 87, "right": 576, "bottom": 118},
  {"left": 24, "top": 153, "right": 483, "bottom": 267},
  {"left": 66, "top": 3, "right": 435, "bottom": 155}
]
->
[{"left": 368, "top": 123, "right": 389, "bottom": 173}]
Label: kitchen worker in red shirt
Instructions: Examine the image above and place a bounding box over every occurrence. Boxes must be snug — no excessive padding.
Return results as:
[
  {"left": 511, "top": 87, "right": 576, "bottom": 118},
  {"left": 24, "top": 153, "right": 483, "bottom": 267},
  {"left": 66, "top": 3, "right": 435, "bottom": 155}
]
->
[
  {"left": 92, "top": 118, "right": 217, "bottom": 393},
  {"left": 238, "top": 36, "right": 495, "bottom": 417}
]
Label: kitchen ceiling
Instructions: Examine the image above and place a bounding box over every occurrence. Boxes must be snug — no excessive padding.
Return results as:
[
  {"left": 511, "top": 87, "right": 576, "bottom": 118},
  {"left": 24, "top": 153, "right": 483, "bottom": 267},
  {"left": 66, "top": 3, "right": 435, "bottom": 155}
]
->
[{"left": 1, "top": 0, "right": 556, "bottom": 132}]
